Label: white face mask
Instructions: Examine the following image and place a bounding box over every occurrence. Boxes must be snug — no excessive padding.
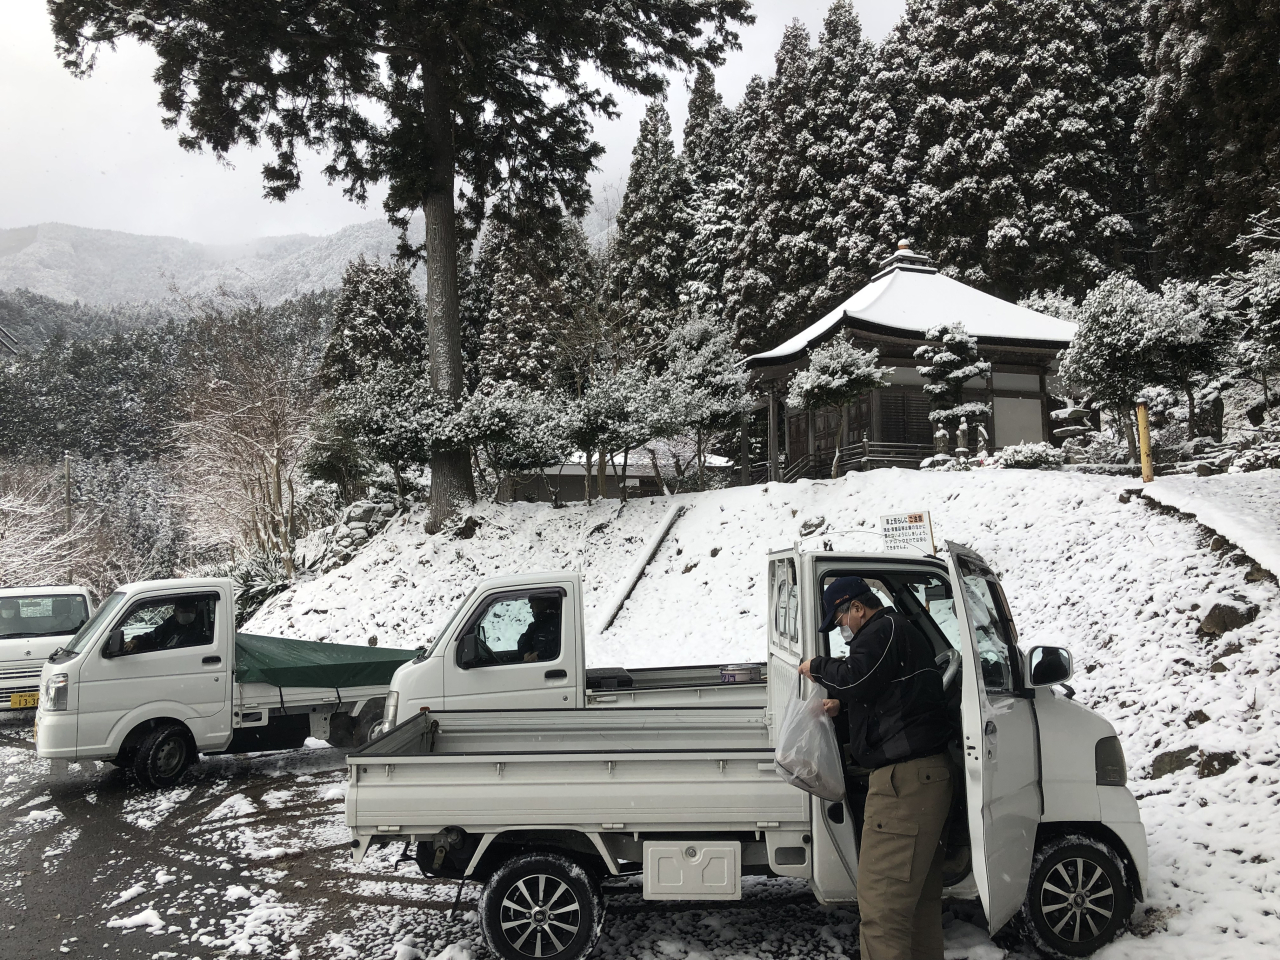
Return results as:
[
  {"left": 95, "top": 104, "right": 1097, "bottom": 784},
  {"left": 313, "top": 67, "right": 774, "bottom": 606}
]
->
[{"left": 839, "top": 625, "right": 854, "bottom": 644}]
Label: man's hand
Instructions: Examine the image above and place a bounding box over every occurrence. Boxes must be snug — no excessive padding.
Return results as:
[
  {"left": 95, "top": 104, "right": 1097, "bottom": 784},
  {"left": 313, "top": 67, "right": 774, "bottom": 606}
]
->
[
  {"left": 798, "top": 658, "right": 814, "bottom": 679},
  {"left": 523, "top": 651, "right": 538, "bottom": 663},
  {"left": 823, "top": 698, "right": 841, "bottom": 718}
]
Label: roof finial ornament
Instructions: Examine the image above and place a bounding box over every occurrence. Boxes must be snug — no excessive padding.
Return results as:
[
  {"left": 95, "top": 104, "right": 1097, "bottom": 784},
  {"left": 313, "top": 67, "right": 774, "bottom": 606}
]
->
[{"left": 872, "top": 238, "right": 937, "bottom": 281}]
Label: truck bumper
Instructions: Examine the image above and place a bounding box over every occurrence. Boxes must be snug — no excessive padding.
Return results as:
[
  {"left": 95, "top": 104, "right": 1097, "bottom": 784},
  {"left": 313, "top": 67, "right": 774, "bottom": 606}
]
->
[
  {"left": 34, "top": 711, "right": 78, "bottom": 760},
  {"left": 1099, "top": 785, "right": 1148, "bottom": 899}
]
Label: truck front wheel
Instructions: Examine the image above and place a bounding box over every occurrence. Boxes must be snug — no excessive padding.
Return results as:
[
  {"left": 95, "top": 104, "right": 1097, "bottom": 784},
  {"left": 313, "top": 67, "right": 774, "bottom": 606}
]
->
[
  {"left": 132, "top": 723, "right": 194, "bottom": 789},
  {"left": 1021, "top": 835, "right": 1133, "bottom": 958},
  {"left": 479, "top": 853, "right": 602, "bottom": 960}
]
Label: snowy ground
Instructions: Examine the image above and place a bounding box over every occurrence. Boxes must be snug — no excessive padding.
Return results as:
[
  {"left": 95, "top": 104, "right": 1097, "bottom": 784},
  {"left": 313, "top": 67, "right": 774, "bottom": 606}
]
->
[{"left": 4, "top": 468, "right": 1279, "bottom": 957}]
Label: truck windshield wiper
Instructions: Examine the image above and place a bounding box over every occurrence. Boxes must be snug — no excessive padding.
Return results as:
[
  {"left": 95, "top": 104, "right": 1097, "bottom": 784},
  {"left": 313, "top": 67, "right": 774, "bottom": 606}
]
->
[{"left": 0, "top": 631, "right": 51, "bottom": 640}]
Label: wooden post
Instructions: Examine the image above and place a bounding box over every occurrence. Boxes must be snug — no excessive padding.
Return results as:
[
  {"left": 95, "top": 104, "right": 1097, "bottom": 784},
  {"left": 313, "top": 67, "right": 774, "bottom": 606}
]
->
[
  {"left": 1136, "top": 401, "right": 1154, "bottom": 483},
  {"left": 740, "top": 411, "right": 751, "bottom": 486},
  {"left": 63, "top": 451, "right": 72, "bottom": 532},
  {"left": 806, "top": 408, "right": 816, "bottom": 477},
  {"left": 767, "top": 387, "right": 779, "bottom": 482}
]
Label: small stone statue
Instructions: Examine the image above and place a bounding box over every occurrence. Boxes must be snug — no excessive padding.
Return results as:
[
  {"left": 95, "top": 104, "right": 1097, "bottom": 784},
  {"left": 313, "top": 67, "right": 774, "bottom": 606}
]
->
[
  {"left": 977, "top": 423, "right": 990, "bottom": 459},
  {"left": 934, "top": 424, "right": 950, "bottom": 457},
  {"left": 955, "top": 418, "right": 970, "bottom": 458}
]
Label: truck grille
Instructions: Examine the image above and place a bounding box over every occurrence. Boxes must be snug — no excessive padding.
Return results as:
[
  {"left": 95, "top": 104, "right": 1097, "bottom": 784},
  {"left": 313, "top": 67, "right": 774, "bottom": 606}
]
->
[
  {"left": 0, "top": 664, "right": 42, "bottom": 683},
  {"left": 0, "top": 663, "right": 42, "bottom": 701}
]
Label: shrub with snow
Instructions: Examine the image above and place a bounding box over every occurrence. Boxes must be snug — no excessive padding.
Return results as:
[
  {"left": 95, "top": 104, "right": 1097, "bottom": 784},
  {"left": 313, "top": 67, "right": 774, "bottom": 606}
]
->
[{"left": 997, "top": 442, "right": 1065, "bottom": 470}]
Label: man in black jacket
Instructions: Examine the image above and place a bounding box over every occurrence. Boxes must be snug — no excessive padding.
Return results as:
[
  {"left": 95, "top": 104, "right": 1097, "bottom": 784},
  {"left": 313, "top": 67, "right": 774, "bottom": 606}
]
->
[{"left": 800, "top": 576, "right": 955, "bottom": 960}]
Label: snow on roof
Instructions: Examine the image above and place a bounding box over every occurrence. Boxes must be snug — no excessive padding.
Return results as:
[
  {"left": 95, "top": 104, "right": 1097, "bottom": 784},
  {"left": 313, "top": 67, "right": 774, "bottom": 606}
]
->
[{"left": 746, "top": 254, "right": 1077, "bottom": 369}]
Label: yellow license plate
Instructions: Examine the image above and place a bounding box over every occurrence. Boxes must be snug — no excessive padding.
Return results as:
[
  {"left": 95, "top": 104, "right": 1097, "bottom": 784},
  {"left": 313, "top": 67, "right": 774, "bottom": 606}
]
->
[{"left": 9, "top": 692, "right": 38, "bottom": 709}]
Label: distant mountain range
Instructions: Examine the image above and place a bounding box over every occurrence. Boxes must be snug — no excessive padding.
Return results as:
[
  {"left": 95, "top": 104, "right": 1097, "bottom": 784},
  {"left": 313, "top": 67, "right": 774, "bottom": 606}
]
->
[{"left": 0, "top": 219, "right": 419, "bottom": 307}]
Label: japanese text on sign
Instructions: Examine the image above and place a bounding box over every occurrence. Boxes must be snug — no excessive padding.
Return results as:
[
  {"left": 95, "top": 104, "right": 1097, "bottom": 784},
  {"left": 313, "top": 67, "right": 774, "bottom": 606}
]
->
[{"left": 880, "top": 511, "right": 935, "bottom": 553}]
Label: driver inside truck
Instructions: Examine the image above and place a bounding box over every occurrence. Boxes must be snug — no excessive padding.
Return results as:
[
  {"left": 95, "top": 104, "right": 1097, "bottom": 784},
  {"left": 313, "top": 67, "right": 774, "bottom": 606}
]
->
[
  {"left": 518, "top": 595, "right": 561, "bottom": 663},
  {"left": 800, "top": 576, "right": 955, "bottom": 960},
  {"left": 124, "top": 598, "right": 211, "bottom": 653}
]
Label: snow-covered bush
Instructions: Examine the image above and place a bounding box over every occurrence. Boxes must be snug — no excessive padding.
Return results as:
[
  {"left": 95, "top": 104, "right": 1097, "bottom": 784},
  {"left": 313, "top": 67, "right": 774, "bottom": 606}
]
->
[
  {"left": 786, "top": 339, "right": 887, "bottom": 411},
  {"left": 997, "top": 442, "right": 1066, "bottom": 470},
  {"left": 914, "top": 324, "right": 991, "bottom": 428}
]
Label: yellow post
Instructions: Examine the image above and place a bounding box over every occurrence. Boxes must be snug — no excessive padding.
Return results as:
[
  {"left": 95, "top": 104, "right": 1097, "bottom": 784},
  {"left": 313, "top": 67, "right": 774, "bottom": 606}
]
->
[{"left": 1136, "top": 401, "right": 1154, "bottom": 483}]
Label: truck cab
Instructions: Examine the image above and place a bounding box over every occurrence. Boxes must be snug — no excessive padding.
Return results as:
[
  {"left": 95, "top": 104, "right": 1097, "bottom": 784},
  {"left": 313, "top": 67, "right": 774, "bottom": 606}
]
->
[
  {"left": 35, "top": 577, "right": 407, "bottom": 787},
  {"left": 376, "top": 570, "right": 766, "bottom": 732},
  {"left": 1, "top": 584, "right": 93, "bottom": 711}
]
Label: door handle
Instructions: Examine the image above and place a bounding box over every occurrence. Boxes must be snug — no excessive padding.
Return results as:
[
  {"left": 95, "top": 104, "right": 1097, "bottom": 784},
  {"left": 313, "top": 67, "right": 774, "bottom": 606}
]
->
[
  {"left": 544, "top": 669, "right": 567, "bottom": 679},
  {"left": 984, "top": 720, "right": 997, "bottom": 736},
  {"left": 203, "top": 656, "right": 222, "bottom": 665}
]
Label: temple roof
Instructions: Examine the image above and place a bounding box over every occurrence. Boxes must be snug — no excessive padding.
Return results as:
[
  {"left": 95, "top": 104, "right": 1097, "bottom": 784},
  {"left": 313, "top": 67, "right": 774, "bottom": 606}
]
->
[{"left": 745, "top": 243, "right": 1077, "bottom": 369}]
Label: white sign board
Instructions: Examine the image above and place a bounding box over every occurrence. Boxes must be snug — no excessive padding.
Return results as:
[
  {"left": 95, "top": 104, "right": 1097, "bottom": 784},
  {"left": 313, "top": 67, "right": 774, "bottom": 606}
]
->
[{"left": 880, "top": 511, "right": 935, "bottom": 554}]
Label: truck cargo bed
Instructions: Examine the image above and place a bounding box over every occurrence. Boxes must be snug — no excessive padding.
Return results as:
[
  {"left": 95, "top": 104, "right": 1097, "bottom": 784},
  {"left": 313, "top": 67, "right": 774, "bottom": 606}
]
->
[{"left": 345, "top": 708, "right": 808, "bottom": 836}]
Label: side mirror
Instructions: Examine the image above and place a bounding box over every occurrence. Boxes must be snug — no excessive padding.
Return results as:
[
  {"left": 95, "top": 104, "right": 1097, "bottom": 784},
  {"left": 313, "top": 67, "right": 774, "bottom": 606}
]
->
[
  {"left": 1026, "top": 645, "right": 1073, "bottom": 687},
  {"left": 103, "top": 628, "right": 125, "bottom": 658},
  {"left": 457, "top": 633, "right": 478, "bottom": 670}
]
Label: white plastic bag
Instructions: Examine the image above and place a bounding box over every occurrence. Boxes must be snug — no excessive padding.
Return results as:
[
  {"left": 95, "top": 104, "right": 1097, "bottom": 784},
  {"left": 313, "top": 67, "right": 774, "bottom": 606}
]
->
[{"left": 774, "top": 687, "right": 846, "bottom": 802}]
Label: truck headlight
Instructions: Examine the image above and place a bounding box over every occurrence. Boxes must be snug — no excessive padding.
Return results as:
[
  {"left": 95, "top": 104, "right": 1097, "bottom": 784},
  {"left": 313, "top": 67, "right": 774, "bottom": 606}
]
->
[
  {"left": 382, "top": 690, "right": 399, "bottom": 730},
  {"left": 1095, "top": 736, "right": 1127, "bottom": 786},
  {"left": 43, "top": 674, "right": 69, "bottom": 711}
]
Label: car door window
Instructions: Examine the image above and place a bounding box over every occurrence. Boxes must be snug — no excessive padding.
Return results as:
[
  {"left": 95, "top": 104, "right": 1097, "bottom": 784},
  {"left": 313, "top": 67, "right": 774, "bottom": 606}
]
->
[
  {"left": 117, "top": 595, "right": 217, "bottom": 655},
  {"left": 460, "top": 594, "right": 562, "bottom": 668},
  {"left": 956, "top": 559, "right": 1016, "bottom": 693}
]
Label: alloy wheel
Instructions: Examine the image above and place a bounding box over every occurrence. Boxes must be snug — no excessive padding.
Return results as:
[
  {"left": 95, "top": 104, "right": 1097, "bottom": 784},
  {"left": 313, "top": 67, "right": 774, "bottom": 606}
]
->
[
  {"left": 1038, "top": 855, "right": 1116, "bottom": 943},
  {"left": 498, "top": 873, "right": 583, "bottom": 958}
]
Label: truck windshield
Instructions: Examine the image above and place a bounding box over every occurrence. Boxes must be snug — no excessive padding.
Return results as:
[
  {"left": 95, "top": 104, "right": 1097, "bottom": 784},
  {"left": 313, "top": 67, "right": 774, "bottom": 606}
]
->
[
  {"left": 0, "top": 594, "right": 90, "bottom": 640},
  {"left": 59, "top": 592, "right": 125, "bottom": 656},
  {"left": 418, "top": 587, "right": 477, "bottom": 660}
]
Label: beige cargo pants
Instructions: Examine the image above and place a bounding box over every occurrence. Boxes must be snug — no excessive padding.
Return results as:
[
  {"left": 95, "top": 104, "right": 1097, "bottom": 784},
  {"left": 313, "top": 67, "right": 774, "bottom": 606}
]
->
[{"left": 857, "top": 753, "right": 954, "bottom": 960}]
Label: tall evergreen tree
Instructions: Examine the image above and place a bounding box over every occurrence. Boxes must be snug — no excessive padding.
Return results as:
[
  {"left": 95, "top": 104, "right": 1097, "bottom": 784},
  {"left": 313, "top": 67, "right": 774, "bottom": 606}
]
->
[
  {"left": 678, "top": 66, "right": 739, "bottom": 327},
  {"left": 723, "top": 22, "right": 826, "bottom": 350},
  {"left": 50, "top": 0, "right": 751, "bottom": 531},
  {"left": 907, "top": 0, "right": 1132, "bottom": 299},
  {"left": 612, "top": 101, "right": 690, "bottom": 351},
  {"left": 803, "top": 0, "right": 877, "bottom": 305},
  {"left": 848, "top": 6, "right": 927, "bottom": 263},
  {"left": 1138, "top": 0, "right": 1280, "bottom": 279}
]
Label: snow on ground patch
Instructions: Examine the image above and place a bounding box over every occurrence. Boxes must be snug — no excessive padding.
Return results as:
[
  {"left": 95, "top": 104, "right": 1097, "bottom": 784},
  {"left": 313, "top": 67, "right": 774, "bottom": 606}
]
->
[
  {"left": 205, "top": 793, "right": 257, "bottom": 821},
  {"left": 106, "top": 908, "right": 165, "bottom": 933},
  {"left": 1143, "top": 469, "right": 1280, "bottom": 575},
  {"left": 122, "top": 786, "right": 192, "bottom": 829},
  {"left": 108, "top": 883, "right": 147, "bottom": 907}
]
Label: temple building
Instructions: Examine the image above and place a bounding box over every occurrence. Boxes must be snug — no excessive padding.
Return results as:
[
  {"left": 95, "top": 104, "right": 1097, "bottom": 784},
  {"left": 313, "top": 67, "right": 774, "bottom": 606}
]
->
[{"left": 742, "top": 242, "right": 1077, "bottom": 480}]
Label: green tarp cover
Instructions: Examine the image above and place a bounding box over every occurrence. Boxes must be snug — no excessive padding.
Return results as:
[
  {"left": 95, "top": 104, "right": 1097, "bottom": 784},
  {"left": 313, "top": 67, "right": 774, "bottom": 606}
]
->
[{"left": 234, "top": 633, "right": 416, "bottom": 689}]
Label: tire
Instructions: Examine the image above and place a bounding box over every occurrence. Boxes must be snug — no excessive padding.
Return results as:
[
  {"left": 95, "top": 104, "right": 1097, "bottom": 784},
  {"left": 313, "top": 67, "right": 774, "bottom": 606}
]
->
[
  {"left": 326, "top": 712, "right": 357, "bottom": 748},
  {"left": 353, "top": 699, "right": 385, "bottom": 745},
  {"left": 131, "top": 723, "right": 194, "bottom": 789},
  {"left": 479, "top": 853, "right": 603, "bottom": 960},
  {"left": 1020, "top": 835, "right": 1133, "bottom": 958}
]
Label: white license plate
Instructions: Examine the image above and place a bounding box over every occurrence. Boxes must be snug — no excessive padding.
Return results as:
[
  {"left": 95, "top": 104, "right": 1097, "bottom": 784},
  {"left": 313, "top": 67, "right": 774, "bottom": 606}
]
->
[{"left": 9, "top": 692, "right": 38, "bottom": 709}]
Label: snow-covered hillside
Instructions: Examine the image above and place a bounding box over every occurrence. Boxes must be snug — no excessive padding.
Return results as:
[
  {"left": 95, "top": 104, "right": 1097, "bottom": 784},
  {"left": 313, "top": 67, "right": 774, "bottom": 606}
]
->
[
  {"left": 251, "top": 469, "right": 1280, "bottom": 956},
  {"left": 0, "top": 219, "right": 417, "bottom": 306}
]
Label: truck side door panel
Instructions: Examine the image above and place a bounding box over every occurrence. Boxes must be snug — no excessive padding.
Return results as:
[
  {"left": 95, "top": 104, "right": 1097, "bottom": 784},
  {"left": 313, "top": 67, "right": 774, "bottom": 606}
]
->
[{"left": 947, "top": 541, "right": 1040, "bottom": 934}]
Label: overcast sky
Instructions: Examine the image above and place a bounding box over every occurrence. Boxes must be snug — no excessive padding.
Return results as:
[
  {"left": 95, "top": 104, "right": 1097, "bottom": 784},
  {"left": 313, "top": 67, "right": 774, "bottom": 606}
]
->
[{"left": 1, "top": 1, "right": 904, "bottom": 246}]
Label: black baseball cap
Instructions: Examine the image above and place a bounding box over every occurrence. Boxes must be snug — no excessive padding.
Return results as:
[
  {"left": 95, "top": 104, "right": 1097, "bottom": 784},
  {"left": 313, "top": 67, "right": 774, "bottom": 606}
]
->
[{"left": 819, "top": 576, "right": 875, "bottom": 633}]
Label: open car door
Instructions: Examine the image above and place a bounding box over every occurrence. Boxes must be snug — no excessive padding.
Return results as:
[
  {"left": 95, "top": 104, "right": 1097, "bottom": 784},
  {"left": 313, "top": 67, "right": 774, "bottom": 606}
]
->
[{"left": 945, "top": 541, "right": 1041, "bottom": 933}]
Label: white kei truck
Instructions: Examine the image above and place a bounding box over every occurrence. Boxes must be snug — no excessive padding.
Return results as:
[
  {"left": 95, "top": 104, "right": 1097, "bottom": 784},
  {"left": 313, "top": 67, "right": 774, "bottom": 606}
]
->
[
  {"left": 33, "top": 577, "right": 414, "bottom": 787},
  {"left": 345, "top": 541, "right": 1147, "bottom": 960},
  {"left": 1, "top": 585, "right": 95, "bottom": 711}
]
